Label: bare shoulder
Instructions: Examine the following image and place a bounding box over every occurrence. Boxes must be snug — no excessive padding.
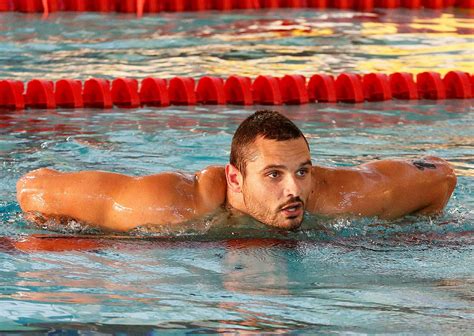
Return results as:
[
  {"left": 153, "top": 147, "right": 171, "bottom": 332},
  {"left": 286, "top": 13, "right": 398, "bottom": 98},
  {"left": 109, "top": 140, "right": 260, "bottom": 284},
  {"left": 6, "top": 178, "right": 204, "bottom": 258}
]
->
[
  {"left": 195, "top": 166, "right": 227, "bottom": 213},
  {"left": 117, "top": 166, "right": 227, "bottom": 224}
]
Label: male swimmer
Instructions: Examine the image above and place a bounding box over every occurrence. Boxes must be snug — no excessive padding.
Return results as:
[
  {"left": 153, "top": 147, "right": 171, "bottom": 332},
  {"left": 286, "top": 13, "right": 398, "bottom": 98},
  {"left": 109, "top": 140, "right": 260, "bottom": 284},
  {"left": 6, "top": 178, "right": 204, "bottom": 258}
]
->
[{"left": 17, "top": 110, "right": 457, "bottom": 232}]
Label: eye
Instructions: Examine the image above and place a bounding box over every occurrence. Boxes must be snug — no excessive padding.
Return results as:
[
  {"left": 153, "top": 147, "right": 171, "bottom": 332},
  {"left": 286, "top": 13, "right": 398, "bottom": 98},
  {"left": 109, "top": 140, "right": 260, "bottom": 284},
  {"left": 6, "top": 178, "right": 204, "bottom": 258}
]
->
[
  {"left": 267, "top": 171, "right": 280, "bottom": 179},
  {"left": 296, "top": 168, "right": 309, "bottom": 177}
]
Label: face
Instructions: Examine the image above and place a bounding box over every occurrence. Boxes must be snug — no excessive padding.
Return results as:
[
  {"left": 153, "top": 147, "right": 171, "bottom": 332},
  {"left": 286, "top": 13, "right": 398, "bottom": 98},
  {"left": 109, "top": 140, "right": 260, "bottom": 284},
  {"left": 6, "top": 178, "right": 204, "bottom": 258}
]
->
[{"left": 240, "top": 136, "right": 312, "bottom": 230}]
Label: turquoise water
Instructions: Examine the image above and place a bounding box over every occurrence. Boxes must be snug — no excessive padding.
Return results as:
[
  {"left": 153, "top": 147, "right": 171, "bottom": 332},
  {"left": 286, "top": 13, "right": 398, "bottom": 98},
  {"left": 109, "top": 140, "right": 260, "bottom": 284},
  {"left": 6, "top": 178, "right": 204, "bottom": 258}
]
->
[{"left": 1, "top": 9, "right": 473, "bottom": 334}]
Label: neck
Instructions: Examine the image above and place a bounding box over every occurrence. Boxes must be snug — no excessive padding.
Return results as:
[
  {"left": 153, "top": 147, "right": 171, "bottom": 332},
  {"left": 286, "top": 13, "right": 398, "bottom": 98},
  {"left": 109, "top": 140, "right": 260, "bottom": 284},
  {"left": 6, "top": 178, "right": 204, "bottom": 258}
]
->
[{"left": 226, "top": 188, "right": 247, "bottom": 215}]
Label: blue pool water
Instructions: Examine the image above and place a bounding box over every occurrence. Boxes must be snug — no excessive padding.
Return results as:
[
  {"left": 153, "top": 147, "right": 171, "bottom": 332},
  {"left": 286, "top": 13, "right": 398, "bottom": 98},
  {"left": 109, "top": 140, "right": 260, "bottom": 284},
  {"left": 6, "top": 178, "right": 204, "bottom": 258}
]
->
[{"left": 0, "top": 8, "right": 473, "bottom": 334}]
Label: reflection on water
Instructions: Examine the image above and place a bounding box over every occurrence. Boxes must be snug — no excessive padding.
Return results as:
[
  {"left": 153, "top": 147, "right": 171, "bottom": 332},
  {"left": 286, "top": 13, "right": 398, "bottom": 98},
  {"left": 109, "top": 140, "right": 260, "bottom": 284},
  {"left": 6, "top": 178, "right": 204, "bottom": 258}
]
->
[
  {"left": 0, "top": 10, "right": 472, "bottom": 80},
  {"left": 0, "top": 236, "right": 472, "bottom": 333}
]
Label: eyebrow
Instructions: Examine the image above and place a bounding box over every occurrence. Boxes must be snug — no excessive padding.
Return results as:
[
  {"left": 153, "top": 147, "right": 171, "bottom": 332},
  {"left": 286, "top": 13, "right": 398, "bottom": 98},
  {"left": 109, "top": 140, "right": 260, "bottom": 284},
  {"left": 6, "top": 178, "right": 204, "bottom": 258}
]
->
[{"left": 261, "top": 160, "right": 312, "bottom": 172}]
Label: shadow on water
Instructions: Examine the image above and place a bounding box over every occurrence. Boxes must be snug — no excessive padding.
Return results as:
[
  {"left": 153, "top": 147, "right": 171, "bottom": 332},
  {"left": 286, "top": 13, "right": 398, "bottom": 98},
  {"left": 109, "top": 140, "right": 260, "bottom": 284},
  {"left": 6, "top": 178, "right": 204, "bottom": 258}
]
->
[{"left": 0, "top": 321, "right": 368, "bottom": 335}]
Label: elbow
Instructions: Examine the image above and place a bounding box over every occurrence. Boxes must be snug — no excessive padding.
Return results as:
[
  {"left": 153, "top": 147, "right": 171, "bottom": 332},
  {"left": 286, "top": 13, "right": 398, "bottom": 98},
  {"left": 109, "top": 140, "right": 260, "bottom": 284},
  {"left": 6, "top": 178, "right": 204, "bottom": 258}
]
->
[
  {"left": 445, "top": 164, "right": 457, "bottom": 198},
  {"left": 419, "top": 162, "right": 457, "bottom": 216},
  {"left": 426, "top": 156, "right": 457, "bottom": 203},
  {"left": 438, "top": 158, "right": 457, "bottom": 201},
  {"left": 442, "top": 165, "right": 457, "bottom": 209},
  {"left": 16, "top": 174, "right": 39, "bottom": 213},
  {"left": 16, "top": 168, "right": 57, "bottom": 213}
]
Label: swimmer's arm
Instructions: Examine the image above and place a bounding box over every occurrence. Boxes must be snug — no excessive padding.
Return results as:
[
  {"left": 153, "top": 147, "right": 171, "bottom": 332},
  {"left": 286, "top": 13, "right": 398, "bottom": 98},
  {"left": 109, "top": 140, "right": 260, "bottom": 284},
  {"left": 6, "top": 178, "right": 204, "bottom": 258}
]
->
[
  {"left": 17, "top": 168, "right": 135, "bottom": 231},
  {"left": 379, "top": 157, "right": 457, "bottom": 218},
  {"left": 309, "top": 156, "right": 457, "bottom": 219},
  {"left": 16, "top": 166, "right": 227, "bottom": 232}
]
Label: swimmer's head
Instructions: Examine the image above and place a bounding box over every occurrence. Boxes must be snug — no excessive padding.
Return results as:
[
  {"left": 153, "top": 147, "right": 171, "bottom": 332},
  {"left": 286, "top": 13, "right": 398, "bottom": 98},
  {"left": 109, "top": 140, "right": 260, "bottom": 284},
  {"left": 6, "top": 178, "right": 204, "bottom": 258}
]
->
[{"left": 227, "top": 111, "right": 312, "bottom": 230}]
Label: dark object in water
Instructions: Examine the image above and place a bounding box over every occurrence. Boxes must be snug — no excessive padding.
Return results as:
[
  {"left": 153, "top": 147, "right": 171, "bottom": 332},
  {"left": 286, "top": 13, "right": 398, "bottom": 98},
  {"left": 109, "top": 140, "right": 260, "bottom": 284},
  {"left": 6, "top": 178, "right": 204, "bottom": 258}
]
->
[{"left": 413, "top": 160, "right": 436, "bottom": 171}]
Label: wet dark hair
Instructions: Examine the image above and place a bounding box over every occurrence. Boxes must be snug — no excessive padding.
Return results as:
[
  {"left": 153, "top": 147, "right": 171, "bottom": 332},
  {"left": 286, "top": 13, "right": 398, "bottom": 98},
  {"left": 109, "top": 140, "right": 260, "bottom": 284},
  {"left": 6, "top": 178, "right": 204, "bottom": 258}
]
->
[{"left": 230, "top": 110, "right": 308, "bottom": 175}]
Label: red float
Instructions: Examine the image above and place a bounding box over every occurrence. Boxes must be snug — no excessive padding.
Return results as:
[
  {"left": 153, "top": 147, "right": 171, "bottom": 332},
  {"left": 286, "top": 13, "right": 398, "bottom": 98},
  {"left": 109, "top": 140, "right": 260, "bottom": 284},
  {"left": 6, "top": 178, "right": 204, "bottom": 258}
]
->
[
  {"left": 197, "top": 77, "right": 226, "bottom": 105},
  {"left": 15, "top": 0, "right": 42, "bottom": 12},
  {"left": 282, "top": 0, "right": 305, "bottom": 7},
  {"left": 0, "top": 0, "right": 11, "bottom": 10},
  {"left": 307, "top": 74, "right": 336, "bottom": 103},
  {"left": 374, "top": 0, "right": 399, "bottom": 8},
  {"left": 63, "top": 0, "right": 87, "bottom": 11},
  {"left": 417, "top": 72, "right": 446, "bottom": 100},
  {"left": 335, "top": 73, "right": 364, "bottom": 103},
  {"left": 168, "top": 77, "right": 196, "bottom": 105},
  {"left": 83, "top": 78, "right": 113, "bottom": 108},
  {"left": 142, "top": 0, "right": 163, "bottom": 12},
  {"left": 252, "top": 75, "right": 283, "bottom": 105},
  {"left": 116, "top": 0, "right": 136, "bottom": 13},
  {"left": 457, "top": 0, "right": 473, "bottom": 8},
  {"left": 55, "top": 79, "right": 83, "bottom": 108},
  {"left": 260, "top": 0, "right": 280, "bottom": 8},
  {"left": 443, "top": 71, "right": 472, "bottom": 99},
  {"left": 280, "top": 75, "right": 308, "bottom": 104},
  {"left": 0, "top": 80, "right": 25, "bottom": 109},
  {"left": 331, "top": 0, "right": 353, "bottom": 9},
  {"left": 224, "top": 75, "right": 253, "bottom": 105},
  {"left": 422, "top": 0, "right": 444, "bottom": 9},
  {"left": 363, "top": 73, "right": 392, "bottom": 101},
  {"left": 354, "top": 0, "right": 374, "bottom": 11},
  {"left": 185, "top": 0, "right": 208, "bottom": 11},
  {"left": 111, "top": 78, "right": 140, "bottom": 108},
  {"left": 232, "top": 0, "right": 258, "bottom": 9},
  {"left": 307, "top": 0, "right": 327, "bottom": 7},
  {"left": 166, "top": 0, "right": 185, "bottom": 11},
  {"left": 139, "top": 78, "right": 170, "bottom": 107},
  {"left": 399, "top": 0, "right": 421, "bottom": 8},
  {"left": 423, "top": 0, "right": 445, "bottom": 9},
  {"left": 25, "top": 79, "right": 56, "bottom": 109},
  {"left": 389, "top": 72, "right": 418, "bottom": 100},
  {"left": 209, "top": 0, "right": 233, "bottom": 10},
  {"left": 86, "top": 0, "right": 115, "bottom": 12}
]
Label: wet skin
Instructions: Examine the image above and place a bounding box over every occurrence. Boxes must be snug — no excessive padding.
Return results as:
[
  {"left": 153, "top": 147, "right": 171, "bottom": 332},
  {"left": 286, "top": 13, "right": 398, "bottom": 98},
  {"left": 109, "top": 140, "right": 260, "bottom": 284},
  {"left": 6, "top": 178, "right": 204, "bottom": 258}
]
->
[{"left": 17, "top": 137, "right": 457, "bottom": 232}]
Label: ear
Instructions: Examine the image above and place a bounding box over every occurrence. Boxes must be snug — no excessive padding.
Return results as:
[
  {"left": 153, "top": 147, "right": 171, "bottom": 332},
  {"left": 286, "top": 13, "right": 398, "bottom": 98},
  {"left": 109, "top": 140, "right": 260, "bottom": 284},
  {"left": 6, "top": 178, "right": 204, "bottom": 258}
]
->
[{"left": 225, "top": 164, "right": 243, "bottom": 193}]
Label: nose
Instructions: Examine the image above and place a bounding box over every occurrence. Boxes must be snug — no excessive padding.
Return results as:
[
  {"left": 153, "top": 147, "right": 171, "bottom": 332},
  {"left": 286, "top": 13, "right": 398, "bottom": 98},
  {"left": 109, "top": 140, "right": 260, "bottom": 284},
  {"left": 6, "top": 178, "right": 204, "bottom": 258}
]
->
[{"left": 283, "top": 175, "right": 301, "bottom": 198}]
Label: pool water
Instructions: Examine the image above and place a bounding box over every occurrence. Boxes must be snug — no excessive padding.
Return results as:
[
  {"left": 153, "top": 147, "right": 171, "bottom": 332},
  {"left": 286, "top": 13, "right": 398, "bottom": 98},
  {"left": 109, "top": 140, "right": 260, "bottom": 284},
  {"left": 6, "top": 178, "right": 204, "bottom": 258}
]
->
[{"left": 1, "top": 8, "right": 473, "bottom": 334}]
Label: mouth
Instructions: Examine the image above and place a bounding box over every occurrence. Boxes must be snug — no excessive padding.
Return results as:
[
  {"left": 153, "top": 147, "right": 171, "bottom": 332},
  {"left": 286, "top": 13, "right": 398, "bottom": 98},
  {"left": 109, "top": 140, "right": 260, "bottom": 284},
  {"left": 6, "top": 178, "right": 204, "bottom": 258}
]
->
[{"left": 280, "top": 202, "right": 303, "bottom": 218}]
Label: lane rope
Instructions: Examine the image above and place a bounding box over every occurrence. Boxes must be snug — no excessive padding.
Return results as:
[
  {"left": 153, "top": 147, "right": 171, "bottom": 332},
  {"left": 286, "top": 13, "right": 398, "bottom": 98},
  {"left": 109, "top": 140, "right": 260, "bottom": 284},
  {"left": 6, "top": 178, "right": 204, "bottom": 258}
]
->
[
  {"left": 0, "top": 71, "right": 472, "bottom": 110},
  {"left": 0, "top": 0, "right": 472, "bottom": 17}
]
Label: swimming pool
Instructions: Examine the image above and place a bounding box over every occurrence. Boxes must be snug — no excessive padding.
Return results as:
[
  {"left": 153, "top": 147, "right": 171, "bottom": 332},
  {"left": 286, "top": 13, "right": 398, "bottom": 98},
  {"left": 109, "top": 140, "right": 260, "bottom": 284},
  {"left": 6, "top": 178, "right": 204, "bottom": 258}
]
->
[{"left": 0, "top": 8, "right": 473, "bottom": 334}]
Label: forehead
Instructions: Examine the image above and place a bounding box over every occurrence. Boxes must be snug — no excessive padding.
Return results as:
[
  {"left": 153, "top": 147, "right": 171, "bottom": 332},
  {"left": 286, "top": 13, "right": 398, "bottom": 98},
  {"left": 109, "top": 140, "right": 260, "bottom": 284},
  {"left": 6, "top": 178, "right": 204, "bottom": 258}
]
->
[{"left": 247, "top": 136, "right": 311, "bottom": 168}]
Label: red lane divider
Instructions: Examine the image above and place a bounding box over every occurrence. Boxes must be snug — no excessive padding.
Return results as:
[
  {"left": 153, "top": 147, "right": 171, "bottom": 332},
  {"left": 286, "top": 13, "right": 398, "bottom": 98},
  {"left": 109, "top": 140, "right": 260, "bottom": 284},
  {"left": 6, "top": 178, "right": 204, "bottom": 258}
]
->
[
  {"left": 224, "top": 75, "right": 253, "bottom": 105},
  {"left": 417, "top": 72, "right": 446, "bottom": 100},
  {"left": 389, "top": 72, "right": 418, "bottom": 100},
  {"left": 197, "top": 76, "right": 226, "bottom": 105},
  {"left": 0, "top": 0, "right": 472, "bottom": 14},
  {"left": 83, "top": 78, "right": 112, "bottom": 108},
  {"left": 336, "top": 73, "right": 365, "bottom": 103},
  {"left": 56, "top": 79, "right": 83, "bottom": 108},
  {"left": 139, "top": 77, "right": 170, "bottom": 107},
  {"left": 0, "top": 71, "right": 472, "bottom": 110},
  {"left": 308, "top": 74, "right": 336, "bottom": 103},
  {"left": 363, "top": 73, "right": 392, "bottom": 101},
  {"left": 112, "top": 78, "right": 140, "bottom": 108},
  {"left": 443, "top": 71, "right": 472, "bottom": 99},
  {"left": 253, "top": 75, "right": 283, "bottom": 105},
  {"left": 280, "top": 75, "right": 309, "bottom": 105},
  {"left": 169, "top": 77, "right": 196, "bottom": 105},
  {"left": 26, "top": 79, "right": 56, "bottom": 109},
  {"left": 0, "top": 80, "right": 24, "bottom": 109}
]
